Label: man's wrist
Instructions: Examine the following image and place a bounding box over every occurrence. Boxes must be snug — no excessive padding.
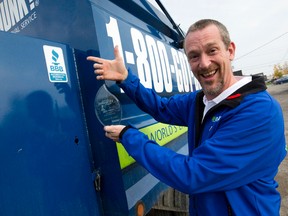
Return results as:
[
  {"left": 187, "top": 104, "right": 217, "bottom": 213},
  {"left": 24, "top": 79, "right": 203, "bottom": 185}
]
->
[{"left": 119, "top": 125, "right": 133, "bottom": 139}]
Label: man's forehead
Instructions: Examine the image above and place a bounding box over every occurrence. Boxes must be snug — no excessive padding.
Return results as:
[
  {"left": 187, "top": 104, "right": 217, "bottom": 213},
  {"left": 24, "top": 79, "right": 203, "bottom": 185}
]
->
[
  {"left": 184, "top": 26, "right": 222, "bottom": 50},
  {"left": 189, "top": 25, "right": 221, "bottom": 39}
]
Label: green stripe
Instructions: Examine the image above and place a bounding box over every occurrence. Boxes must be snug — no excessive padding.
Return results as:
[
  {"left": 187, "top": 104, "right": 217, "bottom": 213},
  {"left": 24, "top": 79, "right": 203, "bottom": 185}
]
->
[{"left": 116, "top": 123, "right": 187, "bottom": 169}]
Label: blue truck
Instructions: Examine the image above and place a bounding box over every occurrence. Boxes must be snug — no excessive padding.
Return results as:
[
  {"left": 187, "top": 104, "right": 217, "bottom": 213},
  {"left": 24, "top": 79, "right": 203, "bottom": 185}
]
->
[{"left": 0, "top": 0, "right": 200, "bottom": 215}]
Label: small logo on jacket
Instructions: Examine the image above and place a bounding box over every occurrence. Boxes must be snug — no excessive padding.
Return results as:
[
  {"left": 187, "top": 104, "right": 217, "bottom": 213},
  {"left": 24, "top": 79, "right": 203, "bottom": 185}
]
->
[{"left": 212, "top": 116, "right": 221, "bottom": 122}]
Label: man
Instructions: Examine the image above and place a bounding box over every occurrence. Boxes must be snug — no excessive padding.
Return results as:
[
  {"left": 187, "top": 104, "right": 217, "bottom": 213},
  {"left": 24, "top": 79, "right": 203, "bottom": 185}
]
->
[{"left": 87, "top": 19, "right": 286, "bottom": 215}]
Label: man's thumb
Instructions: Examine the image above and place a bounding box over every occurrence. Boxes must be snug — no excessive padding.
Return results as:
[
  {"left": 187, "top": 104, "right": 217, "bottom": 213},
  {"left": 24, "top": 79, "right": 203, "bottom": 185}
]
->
[{"left": 114, "top": 45, "right": 122, "bottom": 60}]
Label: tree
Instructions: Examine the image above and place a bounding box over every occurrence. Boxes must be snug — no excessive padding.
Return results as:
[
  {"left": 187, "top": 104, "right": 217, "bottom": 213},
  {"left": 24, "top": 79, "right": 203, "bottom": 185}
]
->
[
  {"left": 282, "top": 62, "right": 288, "bottom": 75},
  {"left": 273, "top": 61, "right": 288, "bottom": 78},
  {"left": 273, "top": 64, "right": 283, "bottom": 78}
]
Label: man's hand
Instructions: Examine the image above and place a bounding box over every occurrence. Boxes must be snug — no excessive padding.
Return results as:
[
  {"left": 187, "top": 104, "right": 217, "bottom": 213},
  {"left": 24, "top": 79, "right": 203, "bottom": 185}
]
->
[
  {"left": 87, "top": 46, "right": 128, "bottom": 82},
  {"left": 104, "top": 125, "right": 126, "bottom": 142}
]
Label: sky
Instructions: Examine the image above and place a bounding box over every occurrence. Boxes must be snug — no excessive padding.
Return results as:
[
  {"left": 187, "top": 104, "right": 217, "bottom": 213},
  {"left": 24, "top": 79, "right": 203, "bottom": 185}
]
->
[{"left": 151, "top": 0, "right": 288, "bottom": 76}]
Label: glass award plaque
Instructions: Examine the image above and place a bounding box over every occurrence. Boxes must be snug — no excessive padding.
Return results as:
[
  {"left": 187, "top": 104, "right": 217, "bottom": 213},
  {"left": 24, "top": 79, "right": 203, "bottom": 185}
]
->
[{"left": 94, "top": 84, "right": 122, "bottom": 126}]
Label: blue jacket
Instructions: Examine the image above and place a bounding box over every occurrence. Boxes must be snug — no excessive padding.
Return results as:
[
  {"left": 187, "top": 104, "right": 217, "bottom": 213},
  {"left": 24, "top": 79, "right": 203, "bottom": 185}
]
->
[{"left": 118, "top": 70, "right": 287, "bottom": 216}]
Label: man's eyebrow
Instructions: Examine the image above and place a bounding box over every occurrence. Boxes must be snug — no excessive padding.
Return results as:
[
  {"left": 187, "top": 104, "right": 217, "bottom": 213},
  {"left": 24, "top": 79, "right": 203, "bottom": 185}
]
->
[
  {"left": 206, "top": 42, "right": 218, "bottom": 47},
  {"left": 186, "top": 50, "right": 198, "bottom": 57},
  {"left": 186, "top": 41, "right": 219, "bottom": 55}
]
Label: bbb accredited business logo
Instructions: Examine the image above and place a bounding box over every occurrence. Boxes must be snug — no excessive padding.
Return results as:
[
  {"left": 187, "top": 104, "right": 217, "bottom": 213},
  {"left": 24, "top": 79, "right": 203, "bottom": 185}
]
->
[{"left": 43, "top": 45, "right": 68, "bottom": 83}]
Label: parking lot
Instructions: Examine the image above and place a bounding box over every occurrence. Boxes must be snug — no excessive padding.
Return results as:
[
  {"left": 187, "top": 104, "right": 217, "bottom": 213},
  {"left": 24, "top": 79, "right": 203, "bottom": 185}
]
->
[{"left": 268, "top": 83, "right": 288, "bottom": 216}]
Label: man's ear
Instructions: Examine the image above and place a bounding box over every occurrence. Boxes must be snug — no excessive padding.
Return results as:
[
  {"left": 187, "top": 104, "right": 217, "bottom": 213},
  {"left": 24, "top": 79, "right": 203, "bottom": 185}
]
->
[{"left": 228, "top": 42, "right": 236, "bottom": 61}]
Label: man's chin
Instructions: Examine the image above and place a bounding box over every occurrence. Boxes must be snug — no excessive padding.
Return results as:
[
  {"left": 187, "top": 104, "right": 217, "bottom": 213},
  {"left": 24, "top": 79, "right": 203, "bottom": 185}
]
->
[{"left": 203, "top": 85, "right": 223, "bottom": 98}]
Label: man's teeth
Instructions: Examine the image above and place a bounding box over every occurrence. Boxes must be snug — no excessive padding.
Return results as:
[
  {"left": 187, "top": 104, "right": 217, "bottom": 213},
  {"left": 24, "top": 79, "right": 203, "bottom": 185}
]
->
[{"left": 202, "top": 70, "right": 216, "bottom": 78}]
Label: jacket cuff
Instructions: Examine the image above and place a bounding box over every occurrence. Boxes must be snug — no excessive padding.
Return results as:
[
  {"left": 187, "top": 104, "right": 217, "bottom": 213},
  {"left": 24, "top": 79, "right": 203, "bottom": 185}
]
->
[
  {"left": 119, "top": 125, "right": 133, "bottom": 139},
  {"left": 116, "top": 68, "right": 136, "bottom": 85}
]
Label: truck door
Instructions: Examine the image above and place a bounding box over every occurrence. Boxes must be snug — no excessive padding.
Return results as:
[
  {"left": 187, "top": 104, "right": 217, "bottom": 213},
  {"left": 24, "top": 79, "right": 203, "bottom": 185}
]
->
[{"left": 0, "top": 31, "right": 101, "bottom": 216}]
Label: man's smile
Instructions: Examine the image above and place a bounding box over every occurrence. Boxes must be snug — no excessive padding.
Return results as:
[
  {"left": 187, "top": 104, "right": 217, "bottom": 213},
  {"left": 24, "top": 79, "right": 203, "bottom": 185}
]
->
[{"left": 201, "top": 69, "right": 218, "bottom": 79}]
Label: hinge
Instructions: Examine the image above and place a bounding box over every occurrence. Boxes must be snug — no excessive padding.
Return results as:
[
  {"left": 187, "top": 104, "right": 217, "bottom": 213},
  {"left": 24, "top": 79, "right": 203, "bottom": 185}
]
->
[{"left": 92, "top": 170, "right": 101, "bottom": 191}]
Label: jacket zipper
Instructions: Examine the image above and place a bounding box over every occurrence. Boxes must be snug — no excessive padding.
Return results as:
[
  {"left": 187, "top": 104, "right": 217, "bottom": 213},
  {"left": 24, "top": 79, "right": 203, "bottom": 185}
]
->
[{"left": 227, "top": 203, "right": 233, "bottom": 216}]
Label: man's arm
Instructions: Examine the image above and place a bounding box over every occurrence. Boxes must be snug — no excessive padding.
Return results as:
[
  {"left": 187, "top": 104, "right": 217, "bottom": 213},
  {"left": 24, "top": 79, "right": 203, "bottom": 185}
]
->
[
  {"left": 116, "top": 94, "right": 286, "bottom": 194},
  {"left": 87, "top": 46, "right": 193, "bottom": 126}
]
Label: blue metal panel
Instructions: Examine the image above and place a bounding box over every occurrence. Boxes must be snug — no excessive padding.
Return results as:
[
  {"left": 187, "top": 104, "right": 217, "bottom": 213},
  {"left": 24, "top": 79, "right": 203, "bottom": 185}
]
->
[
  {"left": 78, "top": 1, "right": 193, "bottom": 215},
  {"left": 0, "top": 0, "right": 194, "bottom": 215},
  {"left": 0, "top": 31, "right": 101, "bottom": 216},
  {"left": 3, "top": 0, "right": 98, "bottom": 51},
  {"left": 75, "top": 50, "right": 130, "bottom": 216}
]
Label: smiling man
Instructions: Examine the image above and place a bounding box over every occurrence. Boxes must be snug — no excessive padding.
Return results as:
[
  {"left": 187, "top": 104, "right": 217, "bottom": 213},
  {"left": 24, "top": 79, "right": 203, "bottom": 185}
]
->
[
  {"left": 184, "top": 20, "right": 237, "bottom": 100},
  {"left": 87, "top": 19, "right": 286, "bottom": 215}
]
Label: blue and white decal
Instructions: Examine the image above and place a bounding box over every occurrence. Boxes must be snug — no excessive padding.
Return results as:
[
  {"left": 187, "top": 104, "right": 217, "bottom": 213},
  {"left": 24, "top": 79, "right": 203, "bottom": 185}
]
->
[
  {"left": 93, "top": 13, "right": 201, "bottom": 94},
  {"left": 43, "top": 45, "right": 68, "bottom": 83},
  {"left": 0, "top": 0, "right": 39, "bottom": 33}
]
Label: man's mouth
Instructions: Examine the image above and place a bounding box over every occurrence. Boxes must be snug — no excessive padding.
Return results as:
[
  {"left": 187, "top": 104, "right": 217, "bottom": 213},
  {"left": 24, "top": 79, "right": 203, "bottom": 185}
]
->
[{"left": 201, "top": 69, "right": 217, "bottom": 78}]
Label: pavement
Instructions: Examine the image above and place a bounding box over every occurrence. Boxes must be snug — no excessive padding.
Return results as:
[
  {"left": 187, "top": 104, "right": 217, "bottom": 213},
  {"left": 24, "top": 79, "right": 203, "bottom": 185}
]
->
[{"left": 268, "top": 83, "right": 288, "bottom": 216}]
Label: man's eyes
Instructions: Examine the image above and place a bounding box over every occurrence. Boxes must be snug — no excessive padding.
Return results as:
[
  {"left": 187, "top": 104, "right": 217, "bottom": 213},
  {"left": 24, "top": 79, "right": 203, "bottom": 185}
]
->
[
  {"left": 188, "top": 48, "right": 219, "bottom": 62},
  {"left": 188, "top": 54, "right": 199, "bottom": 62},
  {"left": 209, "top": 48, "right": 218, "bottom": 54}
]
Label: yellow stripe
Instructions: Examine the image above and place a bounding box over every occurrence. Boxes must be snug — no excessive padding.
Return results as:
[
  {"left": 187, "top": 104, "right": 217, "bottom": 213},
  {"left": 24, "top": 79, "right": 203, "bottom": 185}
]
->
[{"left": 116, "top": 123, "right": 187, "bottom": 169}]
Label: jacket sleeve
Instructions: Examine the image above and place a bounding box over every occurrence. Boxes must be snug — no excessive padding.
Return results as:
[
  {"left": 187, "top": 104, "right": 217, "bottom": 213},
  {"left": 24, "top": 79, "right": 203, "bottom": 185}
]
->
[
  {"left": 118, "top": 68, "right": 195, "bottom": 126},
  {"left": 119, "top": 93, "right": 287, "bottom": 194}
]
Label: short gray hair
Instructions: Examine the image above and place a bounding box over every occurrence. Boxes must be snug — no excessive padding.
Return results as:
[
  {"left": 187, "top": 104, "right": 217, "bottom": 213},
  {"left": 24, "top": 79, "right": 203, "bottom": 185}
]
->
[{"left": 185, "top": 19, "right": 231, "bottom": 49}]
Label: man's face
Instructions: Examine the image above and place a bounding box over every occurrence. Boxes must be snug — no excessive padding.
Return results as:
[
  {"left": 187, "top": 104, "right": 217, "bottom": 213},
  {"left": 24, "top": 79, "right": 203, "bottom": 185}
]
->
[{"left": 184, "top": 25, "right": 236, "bottom": 100}]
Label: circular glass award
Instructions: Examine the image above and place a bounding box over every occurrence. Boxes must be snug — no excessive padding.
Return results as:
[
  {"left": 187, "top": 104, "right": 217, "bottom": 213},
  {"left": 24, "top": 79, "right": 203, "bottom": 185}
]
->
[{"left": 94, "top": 84, "right": 122, "bottom": 126}]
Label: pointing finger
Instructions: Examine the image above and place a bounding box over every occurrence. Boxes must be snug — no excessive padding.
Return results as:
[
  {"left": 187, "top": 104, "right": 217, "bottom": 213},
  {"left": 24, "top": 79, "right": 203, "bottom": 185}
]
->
[{"left": 87, "top": 56, "right": 99, "bottom": 62}]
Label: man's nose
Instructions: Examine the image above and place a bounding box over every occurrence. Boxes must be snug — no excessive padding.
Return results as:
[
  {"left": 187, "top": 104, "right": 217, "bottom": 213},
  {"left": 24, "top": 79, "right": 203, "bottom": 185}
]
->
[{"left": 199, "top": 55, "right": 211, "bottom": 69}]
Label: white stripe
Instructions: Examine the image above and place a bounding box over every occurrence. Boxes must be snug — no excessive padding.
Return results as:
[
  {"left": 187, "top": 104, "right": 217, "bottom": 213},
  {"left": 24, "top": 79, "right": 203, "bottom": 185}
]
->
[{"left": 126, "top": 144, "right": 188, "bottom": 209}]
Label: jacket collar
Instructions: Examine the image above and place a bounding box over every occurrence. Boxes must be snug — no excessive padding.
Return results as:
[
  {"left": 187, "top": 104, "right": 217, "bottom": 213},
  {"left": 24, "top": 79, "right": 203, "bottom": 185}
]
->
[
  {"left": 194, "top": 76, "right": 267, "bottom": 147},
  {"left": 220, "top": 75, "right": 267, "bottom": 108}
]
